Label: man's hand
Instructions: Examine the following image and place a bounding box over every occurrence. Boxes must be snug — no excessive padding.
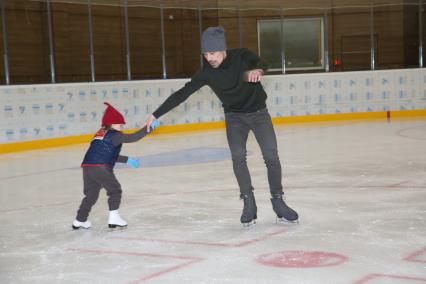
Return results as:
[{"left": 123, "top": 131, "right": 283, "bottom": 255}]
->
[
  {"left": 142, "top": 114, "right": 157, "bottom": 133},
  {"left": 244, "top": 69, "right": 264, "bottom": 83}
]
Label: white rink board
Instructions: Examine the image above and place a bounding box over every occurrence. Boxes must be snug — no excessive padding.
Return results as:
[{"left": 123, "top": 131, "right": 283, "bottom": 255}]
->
[{"left": 1, "top": 68, "right": 425, "bottom": 144}]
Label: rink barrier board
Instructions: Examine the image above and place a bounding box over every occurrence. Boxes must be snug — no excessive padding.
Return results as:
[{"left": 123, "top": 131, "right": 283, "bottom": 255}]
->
[
  {"left": 1, "top": 68, "right": 424, "bottom": 150},
  {"left": 1, "top": 109, "right": 425, "bottom": 154}
]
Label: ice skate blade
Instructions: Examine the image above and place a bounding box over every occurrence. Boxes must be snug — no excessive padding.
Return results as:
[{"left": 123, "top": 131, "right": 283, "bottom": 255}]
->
[
  {"left": 72, "top": 225, "right": 91, "bottom": 230},
  {"left": 108, "top": 224, "right": 127, "bottom": 229},
  {"left": 241, "top": 220, "right": 256, "bottom": 229},
  {"left": 276, "top": 217, "right": 299, "bottom": 224}
]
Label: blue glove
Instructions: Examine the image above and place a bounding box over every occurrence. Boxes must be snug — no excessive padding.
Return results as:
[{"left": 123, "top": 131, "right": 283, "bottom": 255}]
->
[
  {"left": 126, "top": 157, "right": 140, "bottom": 168},
  {"left": 150, "top": 120, "right": 160, "bottom": 131}
]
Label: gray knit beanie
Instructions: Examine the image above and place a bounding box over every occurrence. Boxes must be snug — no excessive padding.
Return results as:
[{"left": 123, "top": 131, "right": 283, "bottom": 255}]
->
[{"left": 201, "top": 26, "right": 227, "bottom": 53}]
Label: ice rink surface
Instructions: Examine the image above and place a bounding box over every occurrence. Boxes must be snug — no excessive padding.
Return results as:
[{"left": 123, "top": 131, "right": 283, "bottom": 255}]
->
[{"left": 1, "top": 118, "right": 425, "bottom": 284}]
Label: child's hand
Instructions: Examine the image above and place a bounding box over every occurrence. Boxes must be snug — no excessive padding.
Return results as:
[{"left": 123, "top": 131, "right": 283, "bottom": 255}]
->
[
  {"left": 150, "top": 120, "right": 160, "bottom": 131},
  {"left": 126, "top": 157, "right": 140, "bottom": 168}
]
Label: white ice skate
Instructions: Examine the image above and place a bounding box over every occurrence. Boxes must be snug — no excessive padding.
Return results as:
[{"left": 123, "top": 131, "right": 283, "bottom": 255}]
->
[
  {"left": 72, "top": 219, "right": 92, "bottom": 230},
  {"left": 108, "top": 210, "right": 127, "bottom": 229}
]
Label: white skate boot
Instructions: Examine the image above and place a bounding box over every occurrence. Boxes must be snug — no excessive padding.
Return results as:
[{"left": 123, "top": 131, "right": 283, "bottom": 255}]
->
[
  {"left": 108, "top": 210, "right": 127, "bottom": 229},
  {"left": 72, "top": 219, "right": 92, "bottom": 230}
]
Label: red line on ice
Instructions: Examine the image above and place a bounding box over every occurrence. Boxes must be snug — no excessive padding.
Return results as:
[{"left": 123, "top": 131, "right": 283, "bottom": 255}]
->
[
  {"left": 67, "top": 248, "right": 203, "bottom": 284},
  {"left": 403, "top": 247, "right": 426, "bottom": 263},
  {"left": 353, "top": 273, "right": 426, "bottom": 284}
]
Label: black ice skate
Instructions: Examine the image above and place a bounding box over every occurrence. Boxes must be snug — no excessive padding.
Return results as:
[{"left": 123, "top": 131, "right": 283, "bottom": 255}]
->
[
  {"left": 271, "top": 194, "right": 299, "bottom": 223},
  {"left": 240, "top": 192, "right": 257, "bottom": 228}
]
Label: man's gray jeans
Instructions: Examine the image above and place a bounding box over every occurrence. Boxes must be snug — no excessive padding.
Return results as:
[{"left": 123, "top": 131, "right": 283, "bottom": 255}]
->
[{"left": 225, "top": 108, "right": 284, "bottom": 197}]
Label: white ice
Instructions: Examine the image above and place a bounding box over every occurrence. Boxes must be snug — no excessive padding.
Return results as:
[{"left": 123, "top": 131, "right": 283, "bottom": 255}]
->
[{"left": 0, "top": 119, "right": 425, "bottom": 284}]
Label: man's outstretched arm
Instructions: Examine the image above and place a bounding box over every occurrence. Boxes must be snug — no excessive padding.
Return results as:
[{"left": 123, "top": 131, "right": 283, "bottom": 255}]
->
[{"left": 144, "top": 76, "right": 206, "bottom": 131}]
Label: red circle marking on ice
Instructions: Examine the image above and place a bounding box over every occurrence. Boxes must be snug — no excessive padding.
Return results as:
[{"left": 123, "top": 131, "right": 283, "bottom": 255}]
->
[{"left": 256, "top": 250, "right": 348, "bottom": 268}]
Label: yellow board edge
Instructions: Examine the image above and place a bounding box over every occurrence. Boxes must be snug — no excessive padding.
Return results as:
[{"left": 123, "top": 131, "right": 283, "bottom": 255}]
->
[{"left": 1, "top": 110, "right": 425, "bottom": 155}]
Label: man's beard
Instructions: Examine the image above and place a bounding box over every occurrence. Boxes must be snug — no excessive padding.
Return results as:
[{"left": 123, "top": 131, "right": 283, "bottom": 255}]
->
[{"left": 209, "top": 61, "right": 219, "bottom": 67}]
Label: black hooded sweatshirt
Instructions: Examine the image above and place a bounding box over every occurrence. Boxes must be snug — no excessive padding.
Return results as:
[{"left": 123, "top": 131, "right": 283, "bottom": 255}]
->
[{"left": 153, "top": 48, "right": 269, "bottom": 119}]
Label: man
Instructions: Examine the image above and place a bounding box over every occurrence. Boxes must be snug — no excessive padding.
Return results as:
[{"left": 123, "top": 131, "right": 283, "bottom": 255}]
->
[{"left": 144, "top": 26, "right": 298, "bottom": 227}]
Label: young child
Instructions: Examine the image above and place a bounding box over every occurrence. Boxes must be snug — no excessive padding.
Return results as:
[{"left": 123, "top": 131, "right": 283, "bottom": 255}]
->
[{"left": 72, "top": 102, "right": 159, "bottom": 230}]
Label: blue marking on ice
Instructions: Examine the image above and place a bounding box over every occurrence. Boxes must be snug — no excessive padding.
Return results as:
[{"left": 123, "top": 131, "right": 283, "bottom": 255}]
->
[{"left": 118, "top": 147, "right": 235, "bottom": 168}]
